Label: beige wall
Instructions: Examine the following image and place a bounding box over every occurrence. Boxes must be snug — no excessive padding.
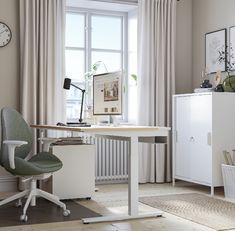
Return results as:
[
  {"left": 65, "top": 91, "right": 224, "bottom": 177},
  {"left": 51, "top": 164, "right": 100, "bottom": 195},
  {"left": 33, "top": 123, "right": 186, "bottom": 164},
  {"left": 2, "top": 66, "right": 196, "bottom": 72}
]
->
[
  {"left": 176, "top": 0, "right": 193, "bottom": 94},
  {"left": 0, "top": 0, "right": 19, "bottom": 110},
  {"left": 192, "top": 0, "right": 235, "bottom": 89},
  {"left": 0, "top": 0, "right": 19, "bottom": 176}
]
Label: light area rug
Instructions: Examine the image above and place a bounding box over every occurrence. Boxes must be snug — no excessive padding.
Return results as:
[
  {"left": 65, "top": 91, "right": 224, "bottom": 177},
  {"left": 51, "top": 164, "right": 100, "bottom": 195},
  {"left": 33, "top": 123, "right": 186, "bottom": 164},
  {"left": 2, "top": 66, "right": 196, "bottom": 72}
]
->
[{"left": 140, "top": 193, "right": 235, "bottom": 231}]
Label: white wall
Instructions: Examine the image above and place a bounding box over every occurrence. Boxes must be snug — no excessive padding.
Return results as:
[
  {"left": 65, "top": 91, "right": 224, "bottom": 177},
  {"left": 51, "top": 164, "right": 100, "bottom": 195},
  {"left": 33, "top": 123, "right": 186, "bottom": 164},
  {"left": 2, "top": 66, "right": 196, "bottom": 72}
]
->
[
  {"left": 176, "top": 0, "right": 193, "bottom": 94},
  {"left": 192, "top": 0, "right": 235, "bottom": 89},
  {"left": 0, "top": 0, "right": 19, "bottom": 178}
]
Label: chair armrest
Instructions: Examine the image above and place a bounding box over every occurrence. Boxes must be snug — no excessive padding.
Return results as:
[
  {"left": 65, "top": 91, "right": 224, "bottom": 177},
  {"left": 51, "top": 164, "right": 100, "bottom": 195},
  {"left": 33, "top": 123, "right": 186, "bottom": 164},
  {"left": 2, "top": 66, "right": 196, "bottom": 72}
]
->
[
  {"left": 38, "top": 137, "right": 61, "bottom": 152},
  {"left": 3, "top": 140, "right": 28, "bottom": 169}
]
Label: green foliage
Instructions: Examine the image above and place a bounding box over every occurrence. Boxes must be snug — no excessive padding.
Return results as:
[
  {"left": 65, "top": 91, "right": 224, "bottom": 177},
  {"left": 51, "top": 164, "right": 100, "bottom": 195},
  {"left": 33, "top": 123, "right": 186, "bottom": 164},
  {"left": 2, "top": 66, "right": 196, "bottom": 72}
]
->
[
  {"left": 84, "top": 61, "right": 102, "bottom": 80},
  {"left": 131, "top": 74, "right": 137, "bottom": 82}
]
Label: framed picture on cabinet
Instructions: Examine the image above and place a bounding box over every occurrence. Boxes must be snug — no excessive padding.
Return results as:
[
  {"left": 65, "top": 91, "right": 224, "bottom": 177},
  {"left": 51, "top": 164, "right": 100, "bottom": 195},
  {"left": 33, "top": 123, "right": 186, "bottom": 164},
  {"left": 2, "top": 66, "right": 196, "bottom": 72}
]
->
[
  {"left": 205, "top": 29, "right": 227, "bottom": 74},
  {"left": 229, "top": 26, "right": 235, "bottom": 71}
]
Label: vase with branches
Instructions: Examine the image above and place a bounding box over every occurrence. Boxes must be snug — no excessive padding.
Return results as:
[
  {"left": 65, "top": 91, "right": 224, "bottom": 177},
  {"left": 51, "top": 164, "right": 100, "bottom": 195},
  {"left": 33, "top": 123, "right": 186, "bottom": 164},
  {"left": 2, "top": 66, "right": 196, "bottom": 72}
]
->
[
  {"left": 218, "top": 44, "right": 235, "bottom": 92},
  {"left": 84, "top": 61, "right": 108, "bottom": 106}
]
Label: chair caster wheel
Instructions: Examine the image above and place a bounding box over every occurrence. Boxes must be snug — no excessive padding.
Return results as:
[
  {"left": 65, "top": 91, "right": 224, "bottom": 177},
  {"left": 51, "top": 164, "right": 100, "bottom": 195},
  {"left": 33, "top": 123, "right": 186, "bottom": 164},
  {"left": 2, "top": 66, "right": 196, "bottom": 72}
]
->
[
  {"left": 86, "top": 197, "right": 91, "bottom": 200},
  {"left": 63, "top": 209, "right": 71, "bottom": 216},
  {"left": 15, "top": 199, "right": 22, "bottom": 207},
  {"left": 20, "top": 214, "right": 28, "bottom": 222}
]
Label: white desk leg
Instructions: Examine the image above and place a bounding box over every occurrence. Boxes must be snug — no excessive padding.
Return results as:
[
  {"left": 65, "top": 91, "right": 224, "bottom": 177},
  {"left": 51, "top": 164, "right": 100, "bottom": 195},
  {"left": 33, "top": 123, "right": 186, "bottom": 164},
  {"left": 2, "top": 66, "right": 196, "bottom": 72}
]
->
[
  {"left": 82, "top": 135, "right": 163, "bottom": 224},
  {"left": 129, "top": 135, "right": 138, "bottom": 216}
]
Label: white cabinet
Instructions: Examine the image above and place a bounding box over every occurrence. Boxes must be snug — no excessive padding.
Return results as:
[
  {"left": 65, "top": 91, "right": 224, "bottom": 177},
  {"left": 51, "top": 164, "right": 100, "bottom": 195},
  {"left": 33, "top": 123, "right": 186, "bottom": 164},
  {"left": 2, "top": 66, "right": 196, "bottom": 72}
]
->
[
  {"left": 51, "top": 144, "right": 95, "bottom": 200},
  {"left": 173, "top": 93, "right": 235, "bottom": 194}
]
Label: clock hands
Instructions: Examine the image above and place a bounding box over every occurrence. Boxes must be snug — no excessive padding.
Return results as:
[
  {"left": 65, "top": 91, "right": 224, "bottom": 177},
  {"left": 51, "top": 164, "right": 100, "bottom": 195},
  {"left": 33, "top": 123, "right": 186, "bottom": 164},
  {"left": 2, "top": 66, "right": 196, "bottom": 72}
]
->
[{"left": 0, "top": 29, "right": 7, "bottom": 35}]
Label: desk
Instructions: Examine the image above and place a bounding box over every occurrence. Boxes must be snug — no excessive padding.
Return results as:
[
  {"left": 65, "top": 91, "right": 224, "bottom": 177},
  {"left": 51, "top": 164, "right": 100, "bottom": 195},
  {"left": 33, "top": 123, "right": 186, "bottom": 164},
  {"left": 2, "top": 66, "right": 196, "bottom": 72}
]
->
[{"left": 31, "top": 125, "right": 170, "bottom": 223}]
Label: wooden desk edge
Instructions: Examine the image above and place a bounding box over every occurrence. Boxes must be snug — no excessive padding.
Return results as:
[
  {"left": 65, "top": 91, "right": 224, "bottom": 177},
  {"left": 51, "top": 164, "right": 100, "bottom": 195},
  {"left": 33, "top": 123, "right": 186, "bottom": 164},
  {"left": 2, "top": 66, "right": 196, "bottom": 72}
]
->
[{"left": 30, "top": 124, "right": 171, "bottom": 133}]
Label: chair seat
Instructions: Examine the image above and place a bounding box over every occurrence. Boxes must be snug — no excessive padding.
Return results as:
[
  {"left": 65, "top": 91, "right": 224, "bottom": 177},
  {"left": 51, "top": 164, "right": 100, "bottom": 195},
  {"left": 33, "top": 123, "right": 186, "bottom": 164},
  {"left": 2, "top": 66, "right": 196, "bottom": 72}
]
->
[
  {"left": 28, "top": 152, "right": 63, "bottom": 173},
  {"left": 29, "top": 154, "right": 62, "bottom": 170},
  {"left": 4, "top": 152, "right": 63, "bottom": 176}
]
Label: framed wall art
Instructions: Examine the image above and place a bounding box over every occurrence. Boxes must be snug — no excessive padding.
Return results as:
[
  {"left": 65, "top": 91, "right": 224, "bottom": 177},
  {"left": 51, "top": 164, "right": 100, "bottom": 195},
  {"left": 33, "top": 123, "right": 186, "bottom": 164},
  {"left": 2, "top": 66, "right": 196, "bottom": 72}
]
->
[
  {"left": 205, "top": 28, "right": 227, "bottom": 74},
  {"left": 229, "top": 26, "right": 235, "bottom": 71}
]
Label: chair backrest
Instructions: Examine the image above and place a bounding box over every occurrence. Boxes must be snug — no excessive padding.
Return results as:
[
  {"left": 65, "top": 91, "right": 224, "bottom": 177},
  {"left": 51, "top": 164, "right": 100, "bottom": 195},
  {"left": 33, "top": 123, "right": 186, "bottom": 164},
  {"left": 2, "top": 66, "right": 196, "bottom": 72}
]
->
[{"left": 0, "top": 107, "right": 33, "bottom": 167}]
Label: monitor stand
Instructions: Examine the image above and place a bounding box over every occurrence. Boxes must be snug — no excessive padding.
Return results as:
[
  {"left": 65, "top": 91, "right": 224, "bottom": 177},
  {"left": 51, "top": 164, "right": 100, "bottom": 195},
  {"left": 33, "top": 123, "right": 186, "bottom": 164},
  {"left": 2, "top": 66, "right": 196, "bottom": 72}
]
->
[{"left": 109, "top": 115, "right": 119, "bottom": 126}]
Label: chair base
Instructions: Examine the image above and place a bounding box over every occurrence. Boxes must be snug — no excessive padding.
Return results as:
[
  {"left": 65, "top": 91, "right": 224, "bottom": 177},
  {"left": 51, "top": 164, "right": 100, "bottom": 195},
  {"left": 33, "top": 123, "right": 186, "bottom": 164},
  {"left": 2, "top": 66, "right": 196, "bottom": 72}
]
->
[{"left": 0, "top": 177, "right": 70, "bottom": 221}]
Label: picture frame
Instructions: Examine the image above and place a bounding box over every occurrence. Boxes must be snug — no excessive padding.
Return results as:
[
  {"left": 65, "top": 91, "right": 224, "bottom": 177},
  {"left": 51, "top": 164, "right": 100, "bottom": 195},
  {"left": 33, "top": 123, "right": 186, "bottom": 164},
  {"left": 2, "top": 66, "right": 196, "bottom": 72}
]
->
[
  {"left": 229, "top": 26, "right": 235, "bottom": 71},
  {"left": 205, "top": 28, "right": 227, "bottom": 74}
]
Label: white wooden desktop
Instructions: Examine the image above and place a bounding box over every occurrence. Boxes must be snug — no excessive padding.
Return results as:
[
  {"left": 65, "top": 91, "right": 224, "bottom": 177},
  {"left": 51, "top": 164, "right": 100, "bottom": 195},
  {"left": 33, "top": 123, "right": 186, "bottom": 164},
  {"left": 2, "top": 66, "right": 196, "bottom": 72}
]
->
[{"left": 31, "top": 124, "right": 170, "bottom": 224}]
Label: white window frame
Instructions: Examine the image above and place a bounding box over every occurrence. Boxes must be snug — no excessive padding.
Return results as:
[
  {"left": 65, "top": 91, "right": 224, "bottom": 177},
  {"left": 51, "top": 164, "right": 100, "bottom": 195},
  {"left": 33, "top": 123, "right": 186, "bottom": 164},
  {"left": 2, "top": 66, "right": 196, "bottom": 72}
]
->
[{"left": 66, "top": 7, "right": 129, "bottom": 122}]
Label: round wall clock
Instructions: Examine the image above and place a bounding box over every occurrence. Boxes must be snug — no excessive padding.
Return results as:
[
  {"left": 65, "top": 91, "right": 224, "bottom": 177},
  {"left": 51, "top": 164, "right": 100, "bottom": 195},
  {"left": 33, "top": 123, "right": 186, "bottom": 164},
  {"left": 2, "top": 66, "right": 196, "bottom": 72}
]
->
[{"left": 0, "top": 22, "right": 12, "bottom": 47}]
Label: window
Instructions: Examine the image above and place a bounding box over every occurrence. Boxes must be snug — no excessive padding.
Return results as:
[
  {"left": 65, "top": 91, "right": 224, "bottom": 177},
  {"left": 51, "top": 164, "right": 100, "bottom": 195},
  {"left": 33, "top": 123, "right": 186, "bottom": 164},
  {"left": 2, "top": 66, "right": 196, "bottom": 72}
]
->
[
  {"left": 128, "top": 10, "right": 137, "bottom": 124},
  {"left": 65, "top": 9, "right": 127, "bottom": 122}
]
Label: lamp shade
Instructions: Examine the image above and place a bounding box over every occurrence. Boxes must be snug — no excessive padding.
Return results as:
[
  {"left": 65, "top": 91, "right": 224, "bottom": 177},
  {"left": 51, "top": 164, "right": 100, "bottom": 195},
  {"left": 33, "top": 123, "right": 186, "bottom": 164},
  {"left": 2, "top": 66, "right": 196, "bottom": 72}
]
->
[{"left": 63, "top": 78, "right": 71, "bottom": 90}]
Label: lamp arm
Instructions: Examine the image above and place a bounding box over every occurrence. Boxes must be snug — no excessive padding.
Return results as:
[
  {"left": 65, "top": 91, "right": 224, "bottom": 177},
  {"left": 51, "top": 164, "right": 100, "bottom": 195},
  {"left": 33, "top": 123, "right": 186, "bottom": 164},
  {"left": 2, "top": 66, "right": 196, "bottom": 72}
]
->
[
  {"left": 79, "top": 90, "right": 85, "bottom": 123},
  {"left": 70, "top": 83, "right": 84, "bottom": 92}
]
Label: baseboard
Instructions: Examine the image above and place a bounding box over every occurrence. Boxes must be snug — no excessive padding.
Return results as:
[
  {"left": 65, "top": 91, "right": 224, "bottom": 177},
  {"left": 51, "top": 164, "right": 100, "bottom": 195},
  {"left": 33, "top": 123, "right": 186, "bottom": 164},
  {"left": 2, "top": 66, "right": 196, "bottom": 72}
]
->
[{"left": 0, "top": 176, "right": 17, "bottom": 192}]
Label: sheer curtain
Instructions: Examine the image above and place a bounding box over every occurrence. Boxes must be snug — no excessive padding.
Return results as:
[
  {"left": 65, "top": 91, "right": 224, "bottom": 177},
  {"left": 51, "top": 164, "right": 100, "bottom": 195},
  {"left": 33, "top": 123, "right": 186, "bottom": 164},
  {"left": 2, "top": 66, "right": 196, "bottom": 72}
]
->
[
  {"left": 137, "top": 0, "right": 176, "bottom": 183},
  {"left": 19, "top": 0, "right": 66, "bottom": 129}
]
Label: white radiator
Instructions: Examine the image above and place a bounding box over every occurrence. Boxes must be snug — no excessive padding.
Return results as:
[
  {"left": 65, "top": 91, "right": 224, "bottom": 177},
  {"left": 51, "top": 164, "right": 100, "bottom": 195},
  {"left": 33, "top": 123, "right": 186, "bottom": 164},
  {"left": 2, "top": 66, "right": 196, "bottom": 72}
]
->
[{"left": 95, "top": 138, "right": 129, "bottom": 184}]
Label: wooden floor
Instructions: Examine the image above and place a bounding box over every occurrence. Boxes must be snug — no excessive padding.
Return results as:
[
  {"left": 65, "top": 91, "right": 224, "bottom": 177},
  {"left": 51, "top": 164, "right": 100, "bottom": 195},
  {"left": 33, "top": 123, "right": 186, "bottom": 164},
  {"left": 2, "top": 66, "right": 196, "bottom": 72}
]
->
[{"left": 0, "top": 182, "right": 234, "bottom": 231}]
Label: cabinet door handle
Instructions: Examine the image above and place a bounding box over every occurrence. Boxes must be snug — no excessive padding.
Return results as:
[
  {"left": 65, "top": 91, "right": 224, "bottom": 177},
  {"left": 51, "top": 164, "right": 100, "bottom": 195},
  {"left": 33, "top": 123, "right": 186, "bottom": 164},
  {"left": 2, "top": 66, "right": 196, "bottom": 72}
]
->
[{"left": 207, "top": 132, "right": 212, "bottom": 146}]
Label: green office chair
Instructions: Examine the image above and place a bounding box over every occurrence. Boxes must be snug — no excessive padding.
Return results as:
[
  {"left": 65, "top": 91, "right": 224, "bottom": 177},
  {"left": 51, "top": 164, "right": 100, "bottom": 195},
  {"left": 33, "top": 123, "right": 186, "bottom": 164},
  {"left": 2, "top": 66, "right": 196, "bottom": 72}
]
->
[{"left": 0, "top": 107, "right": 70, "bottom": 221}]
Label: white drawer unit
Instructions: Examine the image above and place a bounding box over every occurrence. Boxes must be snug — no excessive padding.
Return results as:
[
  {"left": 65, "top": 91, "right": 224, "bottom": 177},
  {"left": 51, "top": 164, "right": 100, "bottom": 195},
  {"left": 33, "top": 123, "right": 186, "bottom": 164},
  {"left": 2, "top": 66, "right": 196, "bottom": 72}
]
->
[
  {"left": 52, "top": 144, "right": 95, "bottom": 200},
  {"left": 172, "top": 92, "right": 235, "bottom": 195}
]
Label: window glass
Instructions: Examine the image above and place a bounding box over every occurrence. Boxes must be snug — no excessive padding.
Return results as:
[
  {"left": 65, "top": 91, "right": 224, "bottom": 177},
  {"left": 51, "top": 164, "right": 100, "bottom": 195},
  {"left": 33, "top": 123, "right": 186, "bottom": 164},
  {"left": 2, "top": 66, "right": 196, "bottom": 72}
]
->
[
  {"left": 92, "top": 52, "right": 121, "bottom": 73},
  {"left": 66, "top": 100, "right": 81, "bottom": 121},
  {"left": 65, "top": 10, "right": 130, "bottom": 123},
  {"left": 128, "top": 11, "right": 137, "bottom": 124},
  {"left": 66, "top": 13, "right": 85, "bottom": 47},
  {"left": 91, "top": 15, "right": 122, "bottom": 50},
  {"left": 65, "top": 50, "right": 85, "bottom": 81},
  {"left": 65, "top": 82, "right": 85, "bottom": 121}
]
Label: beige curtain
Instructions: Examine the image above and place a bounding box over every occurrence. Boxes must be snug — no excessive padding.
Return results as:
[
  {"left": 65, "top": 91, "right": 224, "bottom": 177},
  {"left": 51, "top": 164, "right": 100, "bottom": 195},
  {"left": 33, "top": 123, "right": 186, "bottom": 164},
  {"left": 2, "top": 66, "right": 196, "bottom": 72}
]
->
[
  {"left": 137, "top": 0, "right": 176, "bottom": 183},
  {"left": 19, "top": 0, "right": 66, "bottom": 129}
]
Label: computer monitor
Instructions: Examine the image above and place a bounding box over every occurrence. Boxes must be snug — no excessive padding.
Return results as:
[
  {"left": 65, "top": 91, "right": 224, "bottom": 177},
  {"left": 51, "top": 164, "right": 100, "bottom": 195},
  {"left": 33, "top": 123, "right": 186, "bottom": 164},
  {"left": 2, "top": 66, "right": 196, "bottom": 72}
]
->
[{"left": 93, "top": 71, "right": 122, "bottom": 115}]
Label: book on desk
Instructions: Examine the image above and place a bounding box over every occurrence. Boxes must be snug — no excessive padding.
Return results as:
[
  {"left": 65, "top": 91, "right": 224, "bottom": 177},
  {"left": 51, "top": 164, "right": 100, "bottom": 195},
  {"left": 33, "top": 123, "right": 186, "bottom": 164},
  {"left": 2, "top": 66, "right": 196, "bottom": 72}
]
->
[{"left": 53, "top": 137, "right": 85, "bottom": 145}]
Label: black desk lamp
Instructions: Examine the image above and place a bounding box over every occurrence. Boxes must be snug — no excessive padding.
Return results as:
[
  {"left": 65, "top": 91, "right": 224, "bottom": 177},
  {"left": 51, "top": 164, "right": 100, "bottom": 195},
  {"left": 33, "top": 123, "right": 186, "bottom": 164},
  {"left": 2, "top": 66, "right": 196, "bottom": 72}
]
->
[{"left": 63, "top": 78, "right": 87, "bottom": 126}]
